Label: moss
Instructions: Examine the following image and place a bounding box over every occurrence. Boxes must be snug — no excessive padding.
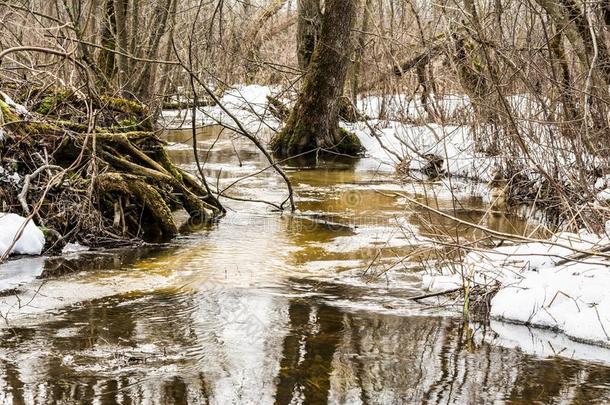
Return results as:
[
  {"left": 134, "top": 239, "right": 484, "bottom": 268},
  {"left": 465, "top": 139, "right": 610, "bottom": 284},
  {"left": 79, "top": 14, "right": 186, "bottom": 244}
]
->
[
  {"left": 335, "top": 127, "right": 364, "bottom": 155},
  {"left": 39, "top": 226, "right": 54, "bottom": 243},
  {"left": 112, "top": 118, "right": 140, "bottom": 133},
  {"left": 22, "top": 120, "right": 92, "bottom": 136},
  {"left": 100, "top": 95, "right": 147, "bottom": 115},
  {"left": 37, "top": 89, "right": 71, "bottom": 115},
  {"left": 55, "top": 120, "right": 89, "bottom": 132},
  {"left": 97, "top": 172, "right": 178, "bottom": 238},
  {"left": 272, "top": 125, "right": 362, "bottom": 158},
  {"left": 99, "top": 96, "right": 153, "bottom": 131},
  {"left": 0, "top": 99, "right": 19, "bottom": 123},
  {"left": 37, "top": 96, "right": 55, "bottom": 115},
  {"left": 154, "top": 147, "right": 183, "bottom": 182},
  {"left": 25, "top": 121, "right": 58, "bottom": 134}
]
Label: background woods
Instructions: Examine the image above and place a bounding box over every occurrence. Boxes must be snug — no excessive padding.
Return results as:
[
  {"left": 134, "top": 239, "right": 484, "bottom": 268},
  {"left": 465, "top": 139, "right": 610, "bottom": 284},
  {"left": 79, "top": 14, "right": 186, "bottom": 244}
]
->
[
  {"left": 4, "top": 0, "right": 610, "bottom": 135},
  {"left": 3, "top": 0, "right": 610, "bottom": 234}
]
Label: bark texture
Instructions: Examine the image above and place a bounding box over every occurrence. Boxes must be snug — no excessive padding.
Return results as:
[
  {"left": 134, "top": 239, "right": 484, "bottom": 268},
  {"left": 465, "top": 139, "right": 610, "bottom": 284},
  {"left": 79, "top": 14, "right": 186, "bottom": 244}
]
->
[
  {"left": 297, "top": 0, "right": 321, "bottom": 70},
  {"left": 272, "top": 0, "right": 362, "bottom": 157}
]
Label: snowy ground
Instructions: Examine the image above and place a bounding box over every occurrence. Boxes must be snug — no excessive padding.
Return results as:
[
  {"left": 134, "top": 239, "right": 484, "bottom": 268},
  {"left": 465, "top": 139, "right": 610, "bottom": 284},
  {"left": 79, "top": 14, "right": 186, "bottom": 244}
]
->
[
  {"left": 423, "top": 228, "right": 610, "bottom": 348},
  {"left": 161, "top": 85, "right": 284, "bottom": 133}
]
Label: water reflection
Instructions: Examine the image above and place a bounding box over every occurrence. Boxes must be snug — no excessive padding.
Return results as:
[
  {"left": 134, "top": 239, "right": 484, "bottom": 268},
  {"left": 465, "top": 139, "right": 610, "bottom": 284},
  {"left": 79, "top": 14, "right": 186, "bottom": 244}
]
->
[
  {"left": 0, "top": 291, "right": 609, "bottom": 404},
  {"left": 0, "top": 125, "right": 608, "bottom": 403},
  {"left": 275, "top": 302, "right": 343, "bottom": 404}
]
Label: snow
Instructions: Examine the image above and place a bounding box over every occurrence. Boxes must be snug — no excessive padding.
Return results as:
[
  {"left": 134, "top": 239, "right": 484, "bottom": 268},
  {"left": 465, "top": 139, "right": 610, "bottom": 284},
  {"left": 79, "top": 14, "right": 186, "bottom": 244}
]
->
[
  {"left": 481, "top": 320, "right": 610, "bottom": 365},
  {"left": 0, "top": 213, "right": 45, "bottom": 257},
  {"left": 595, "top": 175, "right": 610, "bottom": 202},
  {"left": 423, "top": 227, "right": 610, "bottom": 347},
  {"left": 0, "top": 167, "right": 21, "bottom": 184},
  {"left": 0, "top": 91, "right": 29, "bottom": 116},
  {"left": 161, "top": 84, "right": 283, "bottom": 134},
  {"left": 346, "top": 120, "right": 499, "bottom": 180},
  {"left": 61, "top": 242, "right": 89, "bottom": 254},
  {"left": 357, "top": 93, "right": 471, "bottom": 122},
  {"left": 491, "top": 263, "right": 610, "bottom": 345}
]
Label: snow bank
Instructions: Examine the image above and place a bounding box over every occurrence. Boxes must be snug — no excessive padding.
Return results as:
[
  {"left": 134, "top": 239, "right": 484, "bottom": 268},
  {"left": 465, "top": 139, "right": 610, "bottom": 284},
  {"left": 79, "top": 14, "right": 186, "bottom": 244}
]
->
[
  {"left": 480, "top": 320, "right": 610, "bottom": 364},
  {"left": 161, "top": 84, "right": 283, "bottom": 134},
  {"left": 347, "top": 120, "right": 499, "bottom": 181},
  {"left": 423, "top": 229, "right": 610, "bottom": 347},
  {"left": 357, "top": 93, "right": 471, "bottom": 122},
  {"left": 0, "top": 213, "right": 45, "bottom": 257},
  {"left": 491, "top": 262, "right": 610, "bottom": 346}
]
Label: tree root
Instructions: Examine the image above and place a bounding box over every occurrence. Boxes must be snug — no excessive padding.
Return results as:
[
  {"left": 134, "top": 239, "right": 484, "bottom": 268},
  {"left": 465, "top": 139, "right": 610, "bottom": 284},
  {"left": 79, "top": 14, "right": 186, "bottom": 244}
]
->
[{"left": 0, "top": 89, "right": 222, "bottom": 248}]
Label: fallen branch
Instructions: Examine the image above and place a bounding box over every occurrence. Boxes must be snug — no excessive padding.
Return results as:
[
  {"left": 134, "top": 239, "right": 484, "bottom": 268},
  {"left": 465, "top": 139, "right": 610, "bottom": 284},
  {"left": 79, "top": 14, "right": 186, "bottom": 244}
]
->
[
  {"left": 18, "top": 164, "right": 65, "bottom": 215},
  {"left": 394, "top": 191, "right": 610, "bottom": 261},
  {"left": 409, "top": 287, "right": 461, "bottom": 301}
]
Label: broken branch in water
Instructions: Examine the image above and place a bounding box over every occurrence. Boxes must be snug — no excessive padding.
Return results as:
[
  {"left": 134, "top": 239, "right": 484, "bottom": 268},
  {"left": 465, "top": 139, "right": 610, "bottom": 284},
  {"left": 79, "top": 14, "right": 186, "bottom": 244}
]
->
[{"left": 409, "top": 288, "right": 462, "bottom": 301}]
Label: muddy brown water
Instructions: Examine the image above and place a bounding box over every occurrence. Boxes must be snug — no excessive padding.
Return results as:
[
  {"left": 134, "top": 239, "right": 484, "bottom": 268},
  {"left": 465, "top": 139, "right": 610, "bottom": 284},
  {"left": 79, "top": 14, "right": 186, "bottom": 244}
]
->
[{"left": 0, "top": 126, "right": 608, "bottom": 404}]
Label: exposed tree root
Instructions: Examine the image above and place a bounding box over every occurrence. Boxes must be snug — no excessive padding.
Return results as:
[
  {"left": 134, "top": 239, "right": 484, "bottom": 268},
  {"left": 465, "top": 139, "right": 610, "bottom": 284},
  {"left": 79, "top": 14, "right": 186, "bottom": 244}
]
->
[{"left": 0, "top": 88, "right": 221, "bottom": 250}]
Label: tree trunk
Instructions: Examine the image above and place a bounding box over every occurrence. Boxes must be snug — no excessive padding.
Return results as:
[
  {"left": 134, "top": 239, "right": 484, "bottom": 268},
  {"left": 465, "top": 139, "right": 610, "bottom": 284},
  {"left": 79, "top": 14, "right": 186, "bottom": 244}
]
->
[
  {"left": 272, "top": 0, "right": 363, "bottom": 157},
  {"left": 98, "top": 0, "right": 117, "bottom": 82},
  {"left": 114, "top": 0, "right": 130, "bottom": 92},
  {"left": 297, "top": 0, "right": 321, "bottom": 70},
  {"left": 158, "top": 0, "right": 179, "bottom": 102},
  {"left": 132, "top": 0, "right": 173, "bottom": 104},
  {"left": 351, "top": 0, "right": 373, "bottom": 103}
]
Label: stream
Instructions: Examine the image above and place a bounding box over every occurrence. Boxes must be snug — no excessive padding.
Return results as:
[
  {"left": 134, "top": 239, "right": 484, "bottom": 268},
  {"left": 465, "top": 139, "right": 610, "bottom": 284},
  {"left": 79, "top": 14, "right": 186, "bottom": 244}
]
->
[{"left": 0, "top": 125, "right": 609, "bottom": 404}]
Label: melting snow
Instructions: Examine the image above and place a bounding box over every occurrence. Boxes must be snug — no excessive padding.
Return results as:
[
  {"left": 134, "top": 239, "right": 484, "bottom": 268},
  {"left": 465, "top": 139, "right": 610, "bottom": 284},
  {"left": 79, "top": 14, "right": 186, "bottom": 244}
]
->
[
  {"left": 161, "top": 84, "right": 282, "bottom": 133},
  {"left": 0, "top": 213, "right": 45, "bottom": 257},
  {"left": 423, "top": 228, "right": 610, "bottom": 347},
  {"left": 61, "top": 242, "right": 89, "bottom": 254},
  {"left": 0, "top": 91, "right": 29, "bottom": 116}
]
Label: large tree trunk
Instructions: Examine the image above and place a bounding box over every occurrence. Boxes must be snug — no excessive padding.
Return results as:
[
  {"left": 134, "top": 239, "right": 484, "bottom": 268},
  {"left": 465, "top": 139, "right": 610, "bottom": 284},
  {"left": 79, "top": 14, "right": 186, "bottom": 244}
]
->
[
  {"left": 272, "top": 0, "right": 362, "bottom": 158},
  {"left": 296, "top": 0, "right": 321, "bottom": 70}
]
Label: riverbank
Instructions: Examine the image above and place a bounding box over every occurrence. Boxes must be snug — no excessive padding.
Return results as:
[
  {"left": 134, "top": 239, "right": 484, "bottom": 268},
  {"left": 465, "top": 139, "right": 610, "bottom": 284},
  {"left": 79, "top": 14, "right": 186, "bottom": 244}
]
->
[
  {"left": 161, "top": 84, "right": 610, "bottom": 350},
  {"left": 0, "top": 89, "right": 223, "bottom": 256},
  {"left": 423, "top": 228, "right": 610, "bottom": 348},
  {"left": 0, "top": 113, "right": 609, "bottom": 402}
]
